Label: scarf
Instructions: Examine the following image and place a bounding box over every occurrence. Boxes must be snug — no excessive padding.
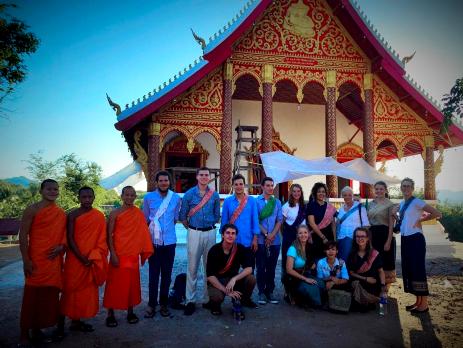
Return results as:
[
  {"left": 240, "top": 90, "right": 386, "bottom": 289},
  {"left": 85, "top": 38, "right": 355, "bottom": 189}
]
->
[
  {"left": 357, "top": 249, "right": 379, "bottom": 274},
  {"left": 230, "top": 195, "right": 248, "bottom": 224},
  {"left": 259, "top": 196, "right": 276, "bottom": 221},
  {"left": 149, "top": 190, "right": 173, "bottom": 245},
  {"left": 188, "top": 188, "right": 215, "bottom": 218},
  {"left": 218, "top": 243, "right": 238, "bottom": 275},
  {"left": 317, "top": 203, "right": 336, "bottom": 230}
]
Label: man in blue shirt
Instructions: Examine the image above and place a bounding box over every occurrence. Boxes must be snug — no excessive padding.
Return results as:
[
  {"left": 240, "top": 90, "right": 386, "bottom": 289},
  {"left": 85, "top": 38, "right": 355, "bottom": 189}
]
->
[
  {"left": 256, "top": 177, "right": 283, "bottom": 305},
  {"left": 179, "top": 167, "right": 221, "bottom": 315},
  {"left": 221, "top": 174, "right": 259, "bottom": 308},
  {"left": 143, "top": 171, "right": 181, "bottom": 318}
]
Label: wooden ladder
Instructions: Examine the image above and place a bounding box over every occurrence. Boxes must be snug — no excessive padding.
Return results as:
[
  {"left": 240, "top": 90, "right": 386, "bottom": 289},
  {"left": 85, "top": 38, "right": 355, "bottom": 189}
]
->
[{"left": 233, "top": 124, "right": 262, "bottom": 194}]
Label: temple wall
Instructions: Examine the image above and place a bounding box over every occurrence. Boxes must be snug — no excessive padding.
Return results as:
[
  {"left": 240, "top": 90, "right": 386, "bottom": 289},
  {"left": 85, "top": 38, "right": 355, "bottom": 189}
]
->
[
  {"left": 231, "top": 99, "right": 363, "bottom": 193},
  {"left": 195, "top": 132, "right": 220, "bottom": 169}
]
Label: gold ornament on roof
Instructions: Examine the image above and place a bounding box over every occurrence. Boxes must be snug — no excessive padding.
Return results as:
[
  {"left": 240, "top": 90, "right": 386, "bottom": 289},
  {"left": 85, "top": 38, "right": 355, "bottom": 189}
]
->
[
  {"left": 133, "top": 130, "right": 148, "bottom": 176},
  {"left": 106, "top": 93, "right": 121, "bottom": 116},
  {"left": 283, "top": 0, "right": 314, "bottom": 38},
  {"left": 434, "top": 145, "right": 444, "bottom": 177}
]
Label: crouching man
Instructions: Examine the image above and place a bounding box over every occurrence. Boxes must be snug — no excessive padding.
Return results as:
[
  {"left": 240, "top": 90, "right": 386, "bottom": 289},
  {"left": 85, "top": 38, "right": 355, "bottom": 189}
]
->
[{"left": 206, "top": 224, "right": 256, "bottom": 319}]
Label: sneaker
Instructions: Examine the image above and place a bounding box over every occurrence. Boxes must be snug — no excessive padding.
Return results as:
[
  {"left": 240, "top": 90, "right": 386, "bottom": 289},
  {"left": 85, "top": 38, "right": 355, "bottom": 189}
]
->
[
  {"left": 242, "top": 299, "right": 258, "bottom": 309},
  {"left": 184, "top": 302, "right": 196, "bottom": 316},
  {"left": 258, "top": 294, "right": 267, "bottom": 305},
  {"left": 266, "top": 294, "right": 279, "bottom": 304}
]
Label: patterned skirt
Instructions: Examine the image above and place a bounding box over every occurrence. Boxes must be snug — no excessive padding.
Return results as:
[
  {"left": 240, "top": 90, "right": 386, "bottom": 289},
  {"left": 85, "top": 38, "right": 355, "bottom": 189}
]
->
[{"left": 401, "top": 233, "right": 429, "bottom": 296}]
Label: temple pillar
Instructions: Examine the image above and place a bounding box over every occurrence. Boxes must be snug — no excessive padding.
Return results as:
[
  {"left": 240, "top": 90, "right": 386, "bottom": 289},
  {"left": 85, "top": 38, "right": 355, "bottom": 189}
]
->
[
  {"left": 325, "top": 70, "right": 338, "bottom": 198},
  {"left": 424, "top": 135, "right": 436, "bottom": 200},
  {"left": 147, "top": 121, "right": 161, "bottom": 192},
  {"left": 261, "top": 64, "right": 273, "bottom": 153},
  {"left": 362, "top": 73, "right": 375, "bottom": 198},
  {"left": 220, "top": 62, "right": 233, "bottom": 193}
]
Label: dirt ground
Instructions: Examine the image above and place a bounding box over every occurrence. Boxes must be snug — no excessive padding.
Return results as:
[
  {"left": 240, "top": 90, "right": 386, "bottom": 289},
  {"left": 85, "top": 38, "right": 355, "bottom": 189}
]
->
[{"left": 0, "top": 240, "right": 462, "bottom": 348}]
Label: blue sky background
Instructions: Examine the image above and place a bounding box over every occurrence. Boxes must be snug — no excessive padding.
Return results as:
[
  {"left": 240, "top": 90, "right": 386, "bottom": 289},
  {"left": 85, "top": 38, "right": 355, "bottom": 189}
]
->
[{"left": 0, "top": 0, "right": 462, "bottom": 192}]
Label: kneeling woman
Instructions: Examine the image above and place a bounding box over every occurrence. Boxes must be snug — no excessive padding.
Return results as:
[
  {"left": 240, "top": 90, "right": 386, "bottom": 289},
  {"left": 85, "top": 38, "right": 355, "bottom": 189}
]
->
[
  {"left": 284, "top": 225, "right": 321, "bottom": 307},
  {"left": 347, "top": 227, "right": 386, "bottom": 311}
]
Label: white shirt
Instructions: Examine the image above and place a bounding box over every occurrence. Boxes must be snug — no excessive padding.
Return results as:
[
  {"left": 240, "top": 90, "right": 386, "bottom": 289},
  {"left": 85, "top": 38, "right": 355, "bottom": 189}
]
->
[
  {"left": 399, "top": 198, "right": 426, "bottom": 237},
  {"left": 336, "top": 201, "right": 369, "bottom": 240},
  {"left": 282, "top": 202, "right": 306, "bottom": 226}
]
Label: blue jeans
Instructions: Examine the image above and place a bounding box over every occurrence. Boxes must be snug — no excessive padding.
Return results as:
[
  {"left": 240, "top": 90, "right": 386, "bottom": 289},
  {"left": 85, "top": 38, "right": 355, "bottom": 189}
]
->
[
  {"left": 148, "top": 243, "right": 176, "bottom": 307},
  {"left": 337, "top": 237, "right": 353, "bottom": 262},
  {"left": 256, "top": 244, "right": 280, "bottom": 296}
]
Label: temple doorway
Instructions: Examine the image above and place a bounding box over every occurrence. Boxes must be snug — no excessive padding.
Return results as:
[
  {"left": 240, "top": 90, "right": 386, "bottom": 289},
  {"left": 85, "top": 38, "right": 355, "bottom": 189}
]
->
[{"left": 161, "top": 136, "right": 209, "bottom": 192}]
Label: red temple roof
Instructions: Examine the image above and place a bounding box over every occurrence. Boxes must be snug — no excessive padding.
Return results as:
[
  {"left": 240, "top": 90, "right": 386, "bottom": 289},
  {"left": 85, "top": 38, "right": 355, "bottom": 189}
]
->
[{"left": 114, "top": 0, "right": 463, "bottom": 149}]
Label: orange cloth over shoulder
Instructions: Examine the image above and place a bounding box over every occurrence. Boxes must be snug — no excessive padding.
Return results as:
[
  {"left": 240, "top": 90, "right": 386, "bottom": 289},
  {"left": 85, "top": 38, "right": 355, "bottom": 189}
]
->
[
  {"left": 61, "top": 209, "right": 107, "bottom": 319},
  {"left": 103, "top": 206, "right": 153, "bottom": 310},
  {"left": 26, "top": 204, "right": 66, "bottom": 289}
]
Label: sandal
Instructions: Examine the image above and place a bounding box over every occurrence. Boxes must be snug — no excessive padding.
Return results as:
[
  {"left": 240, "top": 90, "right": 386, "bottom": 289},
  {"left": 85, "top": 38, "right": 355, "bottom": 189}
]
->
[
  {"left": 211, "top": 308, "right": 222, "bottom": 316},
  {"left": 70, "top": 321, "right": 94, "bottom": 332},
  {"left": 160, "top": 305, "right": 170, "bottom": 317},
  {"left": 127, "top": 312, "right": 139, "bottom": 324},
  {"left": 105, "top": 315, "right": 118, "bottom": 328},
  {"left": 144, "top": 307, "right": 156, "bottom": 318}
]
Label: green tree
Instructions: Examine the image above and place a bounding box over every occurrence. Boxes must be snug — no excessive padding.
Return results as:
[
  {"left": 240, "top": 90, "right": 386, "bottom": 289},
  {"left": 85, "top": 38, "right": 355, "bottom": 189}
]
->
[
  {"left": 0, "top": 3, "right": 39, "bottom": 105},
  {"left": 440, "top": 77, "right": 463, "bottom": 134}
]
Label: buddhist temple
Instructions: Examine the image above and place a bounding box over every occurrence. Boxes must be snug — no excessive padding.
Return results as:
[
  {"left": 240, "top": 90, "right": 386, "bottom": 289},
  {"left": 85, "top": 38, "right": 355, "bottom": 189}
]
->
[{"left": 109, "top": 0, "right": 463, "bottom": 199}]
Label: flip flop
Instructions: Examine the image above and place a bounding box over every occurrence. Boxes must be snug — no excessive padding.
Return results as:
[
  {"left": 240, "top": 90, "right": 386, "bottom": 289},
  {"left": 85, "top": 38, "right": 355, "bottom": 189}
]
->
[
  {"left": 144, "top": 308, "right": 156, "bottom": 318},
  {"left": 105, "top": 316, "right": 118, "bottom": 328},
  {"left": 70, "top": 322, "right": 94, "bottom": 332},
  {"left": 160, "top": 306, "right": 171, "bottom": 317},
  {"left": 127, "top": 313, "right": 139, "bottom": 324}
]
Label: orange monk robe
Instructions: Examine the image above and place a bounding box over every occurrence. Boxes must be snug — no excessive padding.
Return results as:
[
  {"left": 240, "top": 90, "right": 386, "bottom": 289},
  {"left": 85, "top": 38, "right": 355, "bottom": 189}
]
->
[
  {"left": 60, "top": 209, "right": 108, "bottom": 319},
  {"left": 103, "top": 206, "right": 153, "bottom": 310},
  {"left": 20, "top": 204, "right": 66, "bottom": 330}
]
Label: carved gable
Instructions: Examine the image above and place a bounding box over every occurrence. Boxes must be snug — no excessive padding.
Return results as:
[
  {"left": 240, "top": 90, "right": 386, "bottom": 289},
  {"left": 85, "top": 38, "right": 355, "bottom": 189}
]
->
[{"left": 232, "top": 0, "right": 368, "bottom": 72}]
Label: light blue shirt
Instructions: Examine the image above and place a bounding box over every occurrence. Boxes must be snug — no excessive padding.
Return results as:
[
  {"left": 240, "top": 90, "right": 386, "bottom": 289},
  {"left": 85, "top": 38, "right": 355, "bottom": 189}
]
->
[
  {"left": 256, "top": 195, "right": 283, "bottom": 245},
  {"left": 287, "top": 245, "right": 306, "bottom": 269},
  {"left": 143, "top": 190, "right": 181, "bottom": 246},
  {"left": 317, "top": 257, "right": 349, "bottom": 280},
  {"left": 221, "top": 195, "right": 260, "bottom": 247},
  {"left": 179, "top": 186, "right": 220, "bottom": 228}
]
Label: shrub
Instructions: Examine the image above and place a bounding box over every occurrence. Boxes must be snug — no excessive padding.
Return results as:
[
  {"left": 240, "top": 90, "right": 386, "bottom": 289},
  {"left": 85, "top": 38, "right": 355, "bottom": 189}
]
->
[{"left": 437, "top": 202, "right": 463, "bottom": 242}]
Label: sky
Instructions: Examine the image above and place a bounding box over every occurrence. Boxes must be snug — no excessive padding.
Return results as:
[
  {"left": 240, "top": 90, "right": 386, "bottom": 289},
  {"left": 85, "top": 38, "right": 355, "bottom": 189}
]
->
[{"left": 0, "top": 0, "right": 462, "bottom": 192}]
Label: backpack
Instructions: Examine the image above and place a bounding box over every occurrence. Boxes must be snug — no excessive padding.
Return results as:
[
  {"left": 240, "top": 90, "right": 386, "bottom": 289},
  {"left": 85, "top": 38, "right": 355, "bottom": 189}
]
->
[{"left": 168, "top": 273, "right": 186, "bottom": 309}]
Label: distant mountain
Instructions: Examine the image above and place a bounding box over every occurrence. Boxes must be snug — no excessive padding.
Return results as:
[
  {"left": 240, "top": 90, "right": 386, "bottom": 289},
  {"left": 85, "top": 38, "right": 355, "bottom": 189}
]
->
[
  {"left": 438, "top": 190, "right": 463, "bottom": 204},
  {"left": 3, "top": 176, "right": 34, "bottom": 188}
]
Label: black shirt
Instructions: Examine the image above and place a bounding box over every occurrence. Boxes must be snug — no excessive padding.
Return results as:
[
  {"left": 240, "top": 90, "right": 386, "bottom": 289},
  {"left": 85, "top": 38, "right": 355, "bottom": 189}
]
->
[
  {"left": 206, "top": 242, "right": 253, "bottom": 279},
  {"left": 307, "top": 200, "right": 328, "bottom": 225}
]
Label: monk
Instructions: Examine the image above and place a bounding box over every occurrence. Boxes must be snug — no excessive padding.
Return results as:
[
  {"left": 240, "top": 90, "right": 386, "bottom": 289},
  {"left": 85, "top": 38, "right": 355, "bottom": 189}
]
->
[
  {"left": 58, "top": 186, "right": 107, "bottom": 334},
  {"left": 19, "top": 179, "right": 66, "bottom": 346},
  {"left": 103, "top": 186, "right": 154, "bottom": 327}
]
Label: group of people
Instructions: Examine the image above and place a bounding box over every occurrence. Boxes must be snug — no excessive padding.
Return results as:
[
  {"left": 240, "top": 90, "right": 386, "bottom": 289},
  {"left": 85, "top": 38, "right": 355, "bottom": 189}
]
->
[{"left": 18, "top": 167, "right": 442, "bottom": 346}]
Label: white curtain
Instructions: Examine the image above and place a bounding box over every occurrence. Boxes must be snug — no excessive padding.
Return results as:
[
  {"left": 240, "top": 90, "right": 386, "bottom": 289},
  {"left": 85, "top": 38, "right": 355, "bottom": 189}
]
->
[{"left": 260, "top": 151, "right": 400, "bottom": 185}]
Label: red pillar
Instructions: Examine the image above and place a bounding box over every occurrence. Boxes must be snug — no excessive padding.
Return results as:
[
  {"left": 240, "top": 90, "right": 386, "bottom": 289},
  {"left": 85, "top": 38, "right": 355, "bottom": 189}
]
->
[
  {"left": 362, "top": 73, "right": 375, "bottom": 198},
  {"left": 220, "top": 63, "right": 233, "bottom": 193},
  {"left": 424, "top": 135, "right": 436, "bottom": 200},
  {"left": 261, "top": 64, "right": 273, "bottom": 153},
  {"left": 147, "top": 121, "right": 161, "bottom": 191},
  {"left": 325, "top": 71, "right": 338, "bottom": 198}
]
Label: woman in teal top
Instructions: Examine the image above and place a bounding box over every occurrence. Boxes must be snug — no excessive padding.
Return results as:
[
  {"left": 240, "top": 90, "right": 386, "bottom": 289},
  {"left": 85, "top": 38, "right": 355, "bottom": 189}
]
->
[{"left": 283, "top": 225, "right": 322, "bottom": 307}]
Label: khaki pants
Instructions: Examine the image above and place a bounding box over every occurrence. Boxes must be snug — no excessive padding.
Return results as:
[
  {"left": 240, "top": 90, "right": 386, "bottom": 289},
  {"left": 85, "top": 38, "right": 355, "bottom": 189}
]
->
[
  {"left": 207, "top": 275, "right": 256, "bottom": 305},
  {"left": 186, "top": 228, "right": 216, "bottom": 303}
]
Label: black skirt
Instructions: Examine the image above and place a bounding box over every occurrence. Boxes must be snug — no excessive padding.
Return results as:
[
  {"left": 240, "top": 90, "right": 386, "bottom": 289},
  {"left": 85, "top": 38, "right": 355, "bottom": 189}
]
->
[
  {"left": 401, "top": 233, "right": 429, "bottom": 296},
  {"left": 370, "top": 224, "right": 396, "bottom": 272}
]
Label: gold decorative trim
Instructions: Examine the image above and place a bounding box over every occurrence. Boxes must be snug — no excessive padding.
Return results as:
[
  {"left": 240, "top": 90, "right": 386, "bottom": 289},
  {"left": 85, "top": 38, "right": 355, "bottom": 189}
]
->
[
  {"left": 224, "top": 62, "right": 233, "bottom": 81},
  {"left": 262, "top": 64, "right": 274, "bottom": 84},
  {"left": 326, "top": 70, "right": 336, "bottom": 88},
  {"left": 424, "top": 135, "right": 434, "bottom": 148},
  {"left": 148, "top": 122, "right": 161, "bottom": 136},
  {"left": 364, "top": 73, "right": 373, "bottom": 90}
]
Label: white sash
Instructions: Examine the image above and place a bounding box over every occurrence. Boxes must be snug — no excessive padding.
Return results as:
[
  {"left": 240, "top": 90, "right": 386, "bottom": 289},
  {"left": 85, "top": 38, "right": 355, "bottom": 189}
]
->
[{"left": 149, "top": 190, "right": 173, "bottom": 245}]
